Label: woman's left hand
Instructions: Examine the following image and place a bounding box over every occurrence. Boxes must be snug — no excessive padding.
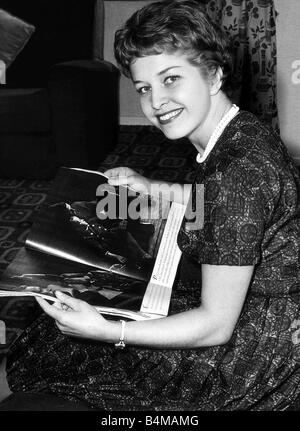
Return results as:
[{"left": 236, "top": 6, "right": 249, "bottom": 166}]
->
[{"left": 35, "top": 291, "right": 110, "bottom": 341}]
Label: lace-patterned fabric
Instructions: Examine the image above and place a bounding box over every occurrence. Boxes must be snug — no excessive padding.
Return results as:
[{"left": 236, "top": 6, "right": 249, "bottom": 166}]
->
[{"left": 5, "top": 111, "right": 300, "bottom": 411}]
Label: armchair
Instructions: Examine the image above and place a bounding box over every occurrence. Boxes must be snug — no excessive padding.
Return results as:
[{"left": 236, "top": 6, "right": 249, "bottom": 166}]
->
[{"left": 0, "top": 0, "right": 119, "bottom": 179}]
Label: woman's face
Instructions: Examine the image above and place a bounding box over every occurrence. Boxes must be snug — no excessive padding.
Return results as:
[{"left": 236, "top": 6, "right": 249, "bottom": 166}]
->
[{"left": 130, "top": 51, "right": 213, "bottom": 142}]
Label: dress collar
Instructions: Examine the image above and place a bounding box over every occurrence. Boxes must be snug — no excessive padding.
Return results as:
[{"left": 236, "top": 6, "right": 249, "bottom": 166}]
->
[{"left": 196, "top": 104, "right": 240, "bottom": 164}]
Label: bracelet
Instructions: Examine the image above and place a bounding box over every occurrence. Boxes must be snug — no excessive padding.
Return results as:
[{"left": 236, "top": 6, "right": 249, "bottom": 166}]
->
[{"left": 114, "top": 319, "right": 126, "bottom": 349}]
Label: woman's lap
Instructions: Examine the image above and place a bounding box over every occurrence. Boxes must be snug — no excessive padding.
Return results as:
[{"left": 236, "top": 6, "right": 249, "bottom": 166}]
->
[{"left": 6, "top": 313, "right": 201, "bottom": 410}]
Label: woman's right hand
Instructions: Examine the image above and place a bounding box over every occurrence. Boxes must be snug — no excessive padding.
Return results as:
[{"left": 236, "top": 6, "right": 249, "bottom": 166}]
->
[{"left": 103, "top": 167, "right": 151, "bottom": 196}]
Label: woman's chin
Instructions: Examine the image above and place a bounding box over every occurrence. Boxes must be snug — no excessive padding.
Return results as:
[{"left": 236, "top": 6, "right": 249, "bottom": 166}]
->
[{"left": 158, "top": 124, "right": 187, "bottom": 140}]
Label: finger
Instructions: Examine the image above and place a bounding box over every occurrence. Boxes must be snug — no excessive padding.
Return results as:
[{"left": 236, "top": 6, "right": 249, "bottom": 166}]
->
[
  {"left": 35, "top": 296, "right": 64, "bottom": 320},
  {"left": 53, "top": 301, "right": 63, "bottom": 310},
  {"left": 108, "top": 175, "right": 135, "bottom": 187},
  {"left": 106, "top": 169, "right": 139, "bottom": 187},
  {"left": 53, "top": 301, "right": 68, "bottom": 311},
  {"left": 104, "top": 167, "right": 133, "bottom": 178},
  {"left": 55, "top": 319, "right": 63, "bottom": 331},
  {"left": 54, "top": 320, "right": 67, "bottom": 333},
  {"left": 54, "top": 291, "right": 83, "bottom": 310},
  {"left": 61, "top": 303, "right": 70, "bottom": 311},
  {"left": 102, "top": 167, "right": 119, "bottom": 177},
  {"left": 109, "top": 177, "right": 147, "bottom": 197}
]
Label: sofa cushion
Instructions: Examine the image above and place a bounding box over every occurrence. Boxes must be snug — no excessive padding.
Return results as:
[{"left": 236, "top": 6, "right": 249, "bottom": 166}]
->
[
  {"left": 0, "top": 88, "right": 51, "bottom": 132},
  {"left": 0, "top": 9, "right": 35, "bottom": 69}
]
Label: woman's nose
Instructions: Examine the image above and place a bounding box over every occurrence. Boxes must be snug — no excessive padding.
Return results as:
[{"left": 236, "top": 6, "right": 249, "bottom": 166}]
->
[{"left": 151, "top": 88, "right": 168, "bottom": 110}]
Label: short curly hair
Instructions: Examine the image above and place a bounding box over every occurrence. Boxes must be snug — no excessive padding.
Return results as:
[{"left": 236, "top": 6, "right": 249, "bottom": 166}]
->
[{"left": 114, "top": 0, "right": 234, "bottom": 95}]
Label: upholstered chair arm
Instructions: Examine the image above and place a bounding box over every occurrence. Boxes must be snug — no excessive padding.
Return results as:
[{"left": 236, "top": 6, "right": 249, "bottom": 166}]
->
[{"left": 48, "top": 59, "right": 120, "bottom": 169}]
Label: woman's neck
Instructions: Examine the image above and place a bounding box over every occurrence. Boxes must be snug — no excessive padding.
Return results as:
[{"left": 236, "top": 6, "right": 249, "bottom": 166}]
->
[{"left": 190, "top": 94, "right": 232, "bottom": 156}]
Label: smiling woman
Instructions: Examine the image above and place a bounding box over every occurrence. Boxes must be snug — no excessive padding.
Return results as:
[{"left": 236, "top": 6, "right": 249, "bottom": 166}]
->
[
  {"left": 115, "top": 0, "right": 234, "bottom": 151},
  {"left": 130, "top": 52, "right": 226, "bottom": 151},
  {"left": 2, "top": 0, "right": 300, "bottom": 412}
]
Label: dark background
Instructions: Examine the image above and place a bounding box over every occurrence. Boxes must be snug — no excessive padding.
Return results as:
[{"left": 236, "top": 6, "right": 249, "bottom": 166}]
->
[{"left": 0, "top": 0, "right": 96, "bottom": 87}]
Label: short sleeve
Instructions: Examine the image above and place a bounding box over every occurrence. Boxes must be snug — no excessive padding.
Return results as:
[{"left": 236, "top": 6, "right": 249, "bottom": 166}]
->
[{"left": 180, "top": 163, "right": 268, "bottom": 266}]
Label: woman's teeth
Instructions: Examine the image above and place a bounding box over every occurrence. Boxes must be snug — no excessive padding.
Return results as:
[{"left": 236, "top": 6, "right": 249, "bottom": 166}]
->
[{"left": 158, "top": 109, "right": 183, "bottom": 123}]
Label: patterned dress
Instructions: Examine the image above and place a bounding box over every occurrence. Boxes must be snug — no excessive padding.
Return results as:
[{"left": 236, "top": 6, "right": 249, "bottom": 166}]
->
[{"left": 5, "top": 111, "right": 300, "bottom": 411}]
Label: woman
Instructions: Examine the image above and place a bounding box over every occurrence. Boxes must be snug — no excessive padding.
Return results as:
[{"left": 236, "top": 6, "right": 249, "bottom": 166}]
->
[{"left": 2, "top": 0, "right": 300, "bottom": 410}]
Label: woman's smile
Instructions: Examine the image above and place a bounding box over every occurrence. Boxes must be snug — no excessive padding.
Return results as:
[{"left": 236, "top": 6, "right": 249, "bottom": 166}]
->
[{"left": 156, "top": 108, "right": 184, "bottom": 124}]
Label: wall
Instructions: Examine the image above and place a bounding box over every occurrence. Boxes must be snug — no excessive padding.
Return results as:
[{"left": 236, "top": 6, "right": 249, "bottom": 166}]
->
[
  {"left": 103, "top": 0, "right": 151, "bottom": 125},
  {"left": 275, "top": 0, "right": 300, "bottom": 163}
]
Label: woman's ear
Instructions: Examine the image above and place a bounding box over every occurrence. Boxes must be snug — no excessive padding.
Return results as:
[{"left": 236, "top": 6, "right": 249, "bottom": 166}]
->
[{"left": 209, "top": 67, "right": 223, "bottom": 96}]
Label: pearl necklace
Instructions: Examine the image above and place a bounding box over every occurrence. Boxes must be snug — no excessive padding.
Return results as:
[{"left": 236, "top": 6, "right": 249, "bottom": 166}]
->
[{"left": 196, "top": 104, "right": 240, "bottom": 163}]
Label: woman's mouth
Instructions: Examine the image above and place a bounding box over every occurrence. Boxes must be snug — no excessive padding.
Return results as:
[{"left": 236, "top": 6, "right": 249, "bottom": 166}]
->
[{"left": 156, "top": 108, "right": 183, "bottom": 125}]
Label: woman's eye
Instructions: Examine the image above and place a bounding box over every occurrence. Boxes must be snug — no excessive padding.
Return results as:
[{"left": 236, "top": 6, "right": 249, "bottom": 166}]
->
[
  {"left": 136, "top": 86, "right": 150, "bottom": 95},
  {"left": 164, "top": 75, "right": 180, "bottom": 85}
]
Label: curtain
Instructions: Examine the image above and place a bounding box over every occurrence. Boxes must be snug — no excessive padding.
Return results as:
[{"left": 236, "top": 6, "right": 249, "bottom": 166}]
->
[{"left": 202, "top": 0, "right": 278, "bottom": 131}]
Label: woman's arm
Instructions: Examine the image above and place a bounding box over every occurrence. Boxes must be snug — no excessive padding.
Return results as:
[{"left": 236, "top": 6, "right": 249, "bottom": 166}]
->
[
  {"left": 104, "top": 167, "right": 191, "bottom": 205},
  {"left": 36, "top": 264, "right": 253, "bottom": 349}
]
